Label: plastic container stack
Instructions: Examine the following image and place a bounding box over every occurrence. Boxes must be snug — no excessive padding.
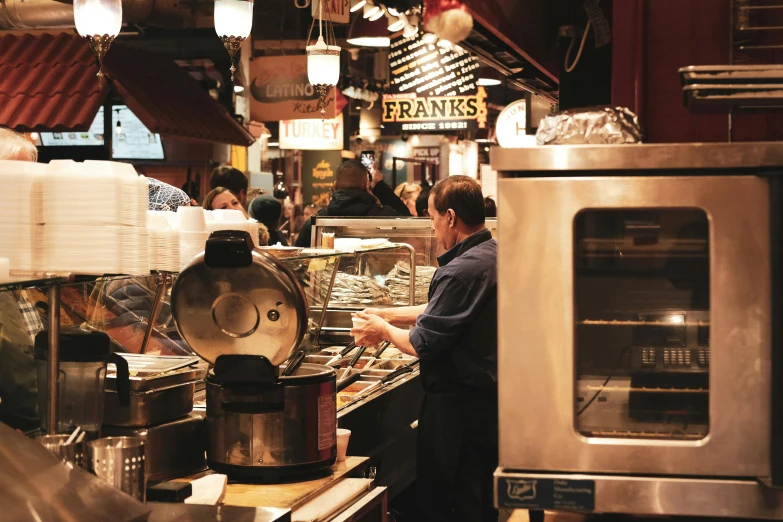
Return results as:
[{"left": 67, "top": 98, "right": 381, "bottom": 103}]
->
[
  {"left": 146, "top": 211, "right": 180, "bottom": 272},
  {"left": 0, "top": 160, "right": 45, "bottom": 273},
  {"left": 0, "top": 160, "right": 149, "bottom": 276}
]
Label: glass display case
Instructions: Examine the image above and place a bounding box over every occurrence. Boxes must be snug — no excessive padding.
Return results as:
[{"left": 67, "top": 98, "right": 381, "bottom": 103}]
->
[{"left": 311, "top": 217, "right": 497, "bottom": 345}]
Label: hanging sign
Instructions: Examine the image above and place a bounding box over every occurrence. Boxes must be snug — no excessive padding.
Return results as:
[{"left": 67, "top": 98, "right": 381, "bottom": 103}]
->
[
  {"left": 280, "top": 113, "right": 344, "bottom": 150},
  {"left": 496, "top": 99, "right": 530, "bottom": 148},
  {"left": 412, "top": 146, "right": 441, "bottom": 165},
  {"left": 250, "top": 55, "right": 338, "bottom": 121},
  {"left": 302, "top": 150, "right": 342, "bottom": 206},
  {"left": 312, "top": 0, "right": 349, "bottom": 24},
  {"left": 382, "top": 32, "right": 486, "bottom": 133}
]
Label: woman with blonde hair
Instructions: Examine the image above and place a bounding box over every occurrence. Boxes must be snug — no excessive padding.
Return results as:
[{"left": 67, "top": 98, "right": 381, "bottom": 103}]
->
[
  {"left": 204, "top": 187, "right": 269, "bottom": 246},
  {"left": 394, "top": 182, "right": 423, "bottom": 217}
]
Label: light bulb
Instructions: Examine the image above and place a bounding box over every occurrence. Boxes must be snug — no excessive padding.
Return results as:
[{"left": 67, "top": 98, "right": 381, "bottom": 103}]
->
[
  {"left": 74, "top": 0, "right": 122, "bottom": 37},
  {"left": 115, "top": 120, "right": 122, "bottom": 136},
  {"left": 363, "top": 4, "right": 379, "bottom": 18},
  {"left": 350, "top": 0, "right": 366, "bottom": 12},
  {"left": 368, "top": 7, "right": 385, "bottom": 21},
  {"left": 388, "top": 13, "right": 405, "bottom": 32},
  {"left": 214, "top": 0, "right": 253, "bottom": 38}
]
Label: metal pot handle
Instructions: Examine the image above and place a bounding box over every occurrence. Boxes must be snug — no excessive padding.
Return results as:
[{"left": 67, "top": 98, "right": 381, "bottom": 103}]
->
[{"left": 108, "top": 353, "right": 131, "bottom": 407}]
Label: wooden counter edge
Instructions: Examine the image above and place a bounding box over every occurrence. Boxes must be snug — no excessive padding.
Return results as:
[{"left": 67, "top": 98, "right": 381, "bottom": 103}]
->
[{"left": 173, "top": 457, "right": 370, "bottom": 511}]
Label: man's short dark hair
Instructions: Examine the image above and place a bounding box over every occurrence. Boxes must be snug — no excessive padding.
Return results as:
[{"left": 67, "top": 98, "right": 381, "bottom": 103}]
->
[
  {"left": 210, "top": 166, "right": 248, "bottom": 195},
  {"left": 430, "top": 175, "right": 485, "bottom": 227},
  {"left": 335, "top": 159, "right": 370, "bottom": 190}
]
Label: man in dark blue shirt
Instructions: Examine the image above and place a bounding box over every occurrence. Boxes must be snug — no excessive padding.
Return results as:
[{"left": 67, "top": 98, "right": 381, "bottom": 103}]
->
[{"left": 352, "top": 175, "right": 498, "bottom": 522}]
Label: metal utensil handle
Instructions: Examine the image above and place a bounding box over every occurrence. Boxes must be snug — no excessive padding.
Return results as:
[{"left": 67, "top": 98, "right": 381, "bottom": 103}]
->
[
  {"left": 326, "top": 341, "right": 358, "bottom": 366},
  {"left": 282, "top": 351, "right": 306, "bottom": 376},
  {"left": 348, "top": 345, "right": 367, "bottom": 367}
]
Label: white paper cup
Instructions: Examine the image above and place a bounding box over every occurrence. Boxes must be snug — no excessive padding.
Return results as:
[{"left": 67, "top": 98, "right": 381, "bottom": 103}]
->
[
  {"left": 336, "top": 428, "right": 351, "bottom": 461},
  {"left": 176, "top": 206, "right": 207, "bottom": 232}
]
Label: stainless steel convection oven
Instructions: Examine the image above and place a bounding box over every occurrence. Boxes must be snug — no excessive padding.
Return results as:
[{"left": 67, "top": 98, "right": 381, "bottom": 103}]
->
[{"left": 491, "top": 143, "right": 783, "bottom": 519}]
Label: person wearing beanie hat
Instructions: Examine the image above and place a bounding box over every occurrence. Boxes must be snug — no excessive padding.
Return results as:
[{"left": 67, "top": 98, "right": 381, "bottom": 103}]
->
[{"left": 249, "top": 195, "right": 288, "bottom": 246}]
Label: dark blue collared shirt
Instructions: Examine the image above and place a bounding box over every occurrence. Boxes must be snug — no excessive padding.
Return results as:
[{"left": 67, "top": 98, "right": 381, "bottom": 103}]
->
[{"left": 409, "top": 228, "right": 498, "bottom": 394}]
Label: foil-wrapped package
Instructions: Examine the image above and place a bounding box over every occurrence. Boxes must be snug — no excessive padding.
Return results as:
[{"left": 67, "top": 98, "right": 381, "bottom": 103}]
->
[{"left": 536, "top": 106, "right": 642, "bottom": 145}]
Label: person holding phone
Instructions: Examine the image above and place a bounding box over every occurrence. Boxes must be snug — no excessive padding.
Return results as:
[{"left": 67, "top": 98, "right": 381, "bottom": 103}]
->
[{"left": 295, "top": 159, "right": 410, "bottom": 247}]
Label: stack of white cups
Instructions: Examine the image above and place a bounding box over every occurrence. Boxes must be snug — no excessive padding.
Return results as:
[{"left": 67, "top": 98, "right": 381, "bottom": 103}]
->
[
  {"left": 146, "top": 211, "right": 180, "bottom": 272},
  {"left": 177, "top": 207, "right": 209, "bottom": 268}
]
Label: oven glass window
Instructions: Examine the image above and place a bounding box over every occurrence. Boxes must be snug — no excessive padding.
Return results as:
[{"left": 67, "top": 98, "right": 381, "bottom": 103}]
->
[{"left": 574, "top": 209, "right": 710, "bottom": 440}]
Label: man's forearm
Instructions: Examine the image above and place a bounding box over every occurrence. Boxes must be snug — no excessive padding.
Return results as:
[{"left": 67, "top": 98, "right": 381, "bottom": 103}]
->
[
  {"left": 382, "top": 304, "right": 426, "bottom": 326},
  {"left": 383, "top": 323, "right": 417, "bottom": 357}
]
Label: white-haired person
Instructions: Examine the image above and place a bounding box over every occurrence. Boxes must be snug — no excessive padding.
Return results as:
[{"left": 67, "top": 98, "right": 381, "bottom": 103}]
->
[{"left": 0, "top": 126, "right": 37, "bottom": 162}]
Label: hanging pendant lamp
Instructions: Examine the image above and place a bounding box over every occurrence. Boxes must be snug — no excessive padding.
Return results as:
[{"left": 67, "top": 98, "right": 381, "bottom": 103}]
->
[
  {"left": 74, "top": 0, "right": 122, "bottom": 77},
  {"left": 306, "top": 0, "right": 341, "bottom": 118},
  {"left": 214, "top": 0, "right": 254, "bottom": 81}
]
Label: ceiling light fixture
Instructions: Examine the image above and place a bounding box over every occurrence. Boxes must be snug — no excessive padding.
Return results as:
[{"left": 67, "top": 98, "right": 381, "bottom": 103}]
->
[
  {"left": 388, "top": 13, "right": 406, "bottom": 32},
  {"left": 214, "top": 0, "right": 254, "bottom": 81},
  {"left": 477, "top": 66, "right": 503, "bottom": 87},
  {"left": 350, "top": 0, "right": 366, "bottom": 12},
  {"left": 368, "top": 6, "right": 386, "bottom": 21},
  {"left": 74, "top": 0, "right": 122, "bottom": 77},
  {"left": 306, "top": 0, "right": 340, "bottom": 118},
  {"left": 234, "top": 85, "right": 245, "bottom": 93},
  {"left": 363, "top": 3, "right": 380, "bottom": 18},
  {"left": 347, "top": 13, "right": 391, "bottom": 47}
]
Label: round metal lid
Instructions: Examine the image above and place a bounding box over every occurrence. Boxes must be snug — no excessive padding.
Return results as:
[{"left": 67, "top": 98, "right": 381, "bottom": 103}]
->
[{"left": 171, "top": 234, "right": 308, "bottom": 366}]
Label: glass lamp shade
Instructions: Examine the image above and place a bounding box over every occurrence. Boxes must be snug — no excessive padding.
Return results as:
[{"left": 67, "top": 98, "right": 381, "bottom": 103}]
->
[
  {"left": 214, "top": 0, "right": 254, "bottom": 38},
  {"left": 74, "top": 0, "right": 122, "bottom": 37},
  {"left": 306, "top": 36, "right": 341, "bottom": 87}
]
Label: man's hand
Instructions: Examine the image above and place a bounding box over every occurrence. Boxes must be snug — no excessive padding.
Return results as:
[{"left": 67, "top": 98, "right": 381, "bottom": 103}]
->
[
  {"left": 370, "top": 162, "right": 383, "bottom": 189},
  {"left": 350, "top": 311, "right": 389, "bottom": 347}
]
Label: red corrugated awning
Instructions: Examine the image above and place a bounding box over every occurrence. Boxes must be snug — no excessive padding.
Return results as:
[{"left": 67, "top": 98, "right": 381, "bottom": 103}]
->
[
  {"left": 0, "top": 32, "right": 255, "bottom": 146},
  {"left": 0, "top": 33, "right": 105, "bottom": 132}
]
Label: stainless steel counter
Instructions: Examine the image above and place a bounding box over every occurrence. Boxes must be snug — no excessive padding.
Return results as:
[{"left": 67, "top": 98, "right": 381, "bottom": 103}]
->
[
  {"left": 147, "top": 503, "right": 290, "bottom": 522},
  {"left": 490, "top": 142, "right": 783, "bottom": 172}
]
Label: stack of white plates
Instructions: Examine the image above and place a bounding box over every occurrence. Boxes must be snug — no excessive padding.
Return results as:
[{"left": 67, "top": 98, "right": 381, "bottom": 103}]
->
[
  {"left": 0, "top": 160, "right": 45, "bottom": 272},
  {"left": 147, "top": 211, "right": 180, "bottom": 272},
  {"left": 41, "top": 225, "right": 148, "bottom": 274}
]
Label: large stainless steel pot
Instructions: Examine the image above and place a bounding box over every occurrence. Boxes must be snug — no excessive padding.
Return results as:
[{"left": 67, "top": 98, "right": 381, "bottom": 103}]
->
[
  {"left": 172, "top": 231, "right": 337, "bottom": 480},
  {"left": 206, "top": 363, "right": 336, "bottom": 480}
]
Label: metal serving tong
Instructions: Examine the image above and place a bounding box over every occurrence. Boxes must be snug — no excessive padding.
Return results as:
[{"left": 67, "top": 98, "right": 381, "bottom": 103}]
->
[
  {"left": 326, "top": 341, "right": 358, "bottom": 367},
  {"left": 346, "top": 358, "right": 420, "bottom": 405},
  {"left": 359, "top": 341, "right": 391, "bottom": 373},
  {"left": 338, "top": 345, "right": 367, "bottom": 382},
  {"left": 281, "top": 350, "right": 307, "bottom": 377}
]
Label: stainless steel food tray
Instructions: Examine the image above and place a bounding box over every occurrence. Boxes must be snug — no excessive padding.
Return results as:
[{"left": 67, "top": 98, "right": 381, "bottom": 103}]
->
[
  {"left": 104, "top": 379, "right": 197, "bottom": 427},
  {"left": 680, "top": 65, "right": 783, "bottom": 84}
]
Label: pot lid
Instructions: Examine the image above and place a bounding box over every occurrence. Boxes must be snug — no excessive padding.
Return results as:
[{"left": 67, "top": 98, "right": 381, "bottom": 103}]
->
[{"left": 171, "top": 231, "right": 308, "bottom": 366}]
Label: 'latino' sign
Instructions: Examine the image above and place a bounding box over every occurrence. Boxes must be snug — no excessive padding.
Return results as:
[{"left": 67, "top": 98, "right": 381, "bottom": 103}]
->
[
  {"left": 383, "top": 31, "right": 485, "bottom": 133},
  {"left": 279, "top": 114, "right": 344, "bottom": 150}
]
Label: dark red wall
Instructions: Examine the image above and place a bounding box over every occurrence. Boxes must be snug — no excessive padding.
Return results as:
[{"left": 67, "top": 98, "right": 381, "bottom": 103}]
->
[{"left": 612, "top": 0, "right": 782, "bottom": 143}]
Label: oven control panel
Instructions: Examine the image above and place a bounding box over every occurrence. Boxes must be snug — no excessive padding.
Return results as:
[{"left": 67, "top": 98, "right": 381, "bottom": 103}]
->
[{"left": 632, "top": 346, "right": 710, "bottom": 372}]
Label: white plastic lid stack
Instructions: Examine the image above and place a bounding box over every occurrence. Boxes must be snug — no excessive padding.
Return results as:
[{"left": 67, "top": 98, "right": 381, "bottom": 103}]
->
[
  {"left": 0, "top": 222, "right": 39, "bottom": 271},
  {"left": 84, "top": 160, "right": 147, "bottom": 227},
  {"left": 44, "top": 160, "right": 119, "bottom": 226},
  {"left": 0, "top": 160, "right": 45, "bottom": 224}
]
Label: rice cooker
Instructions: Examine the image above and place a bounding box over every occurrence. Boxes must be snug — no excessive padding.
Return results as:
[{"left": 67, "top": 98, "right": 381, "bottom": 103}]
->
[{"left": 172, "top": 230, "right": 337, "bottom": 480}]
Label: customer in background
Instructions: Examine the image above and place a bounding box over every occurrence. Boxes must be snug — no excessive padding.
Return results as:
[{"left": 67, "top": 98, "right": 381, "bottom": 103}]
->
[
  {"left": 484, "top": 196, "right": 497, "bottom": 217},
  {"left": 204, "top": 186, "right": 245, "bottom": 213},
  {"left": 303, "top": 204, "right": 323, "bottom": 222},
  {"left": 0, "top": 127, "right": 37, "bottom": 161},
  {"left": 205, "top": 187, "right": 270, "bottom": 246},
  {"left": 369, "top": 161, "right": 411, "bottom": 216},
  {"left": 0, "top": 127, "right": 40, "bottom": 431},
  {"left": 394, "top": 182, "right": 423, "bottom": 216},
  {"left": 281, "top": 201, "right": 305, "bottom": 244},
  {"left": 295, "top": 159, "right": 407, "bottom": 247},
  {"left": 415, "top": 190, "right": 430, "bottom": 218},
  {"left": 210, "top": 166, "right": 249, "bottom": 207},
  {"left": 245, "top": 188, "right": 266, "bottom": 211},
  {"left": 352, "top": 176, "right": 498, "bottom": 522},
  {"left": 250, "top": 195, "right": 288, "bottom": 246}
]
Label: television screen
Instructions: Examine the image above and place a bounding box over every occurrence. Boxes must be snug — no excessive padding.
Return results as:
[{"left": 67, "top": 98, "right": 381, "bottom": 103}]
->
[
  {"left": 39, "top": 105, "right": 165, "bottom": 161},
  {"left": 111, "top": 105, "right": 165, "bottom": 160},
  {"left": 40, "top": 107, "right": 105, "bottom": 146}
]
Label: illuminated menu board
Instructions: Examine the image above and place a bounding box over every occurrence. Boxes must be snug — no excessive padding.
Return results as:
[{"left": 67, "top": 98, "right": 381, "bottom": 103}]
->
[
  {"left": 382, "top": 33, "right": 487, "bottom": 133},
  {"left": 39, "top": 105, "right": 165, "bottom": 160},
  {"left": 112, "top": 106, "right": 165, "bottom": 160}
]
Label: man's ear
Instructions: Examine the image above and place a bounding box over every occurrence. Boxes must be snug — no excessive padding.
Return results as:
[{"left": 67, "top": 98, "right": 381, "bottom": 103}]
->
[{"left": 448, "top": 209, "right": 456, "bottom": 227}]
